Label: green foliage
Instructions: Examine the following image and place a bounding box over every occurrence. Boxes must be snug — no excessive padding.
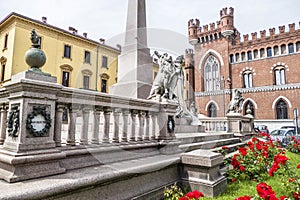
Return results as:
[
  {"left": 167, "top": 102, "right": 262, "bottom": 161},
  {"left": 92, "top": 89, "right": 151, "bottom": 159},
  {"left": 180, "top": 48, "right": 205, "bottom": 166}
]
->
[{"left": 163, "top": 183, "right": 184, "bottom": 200}]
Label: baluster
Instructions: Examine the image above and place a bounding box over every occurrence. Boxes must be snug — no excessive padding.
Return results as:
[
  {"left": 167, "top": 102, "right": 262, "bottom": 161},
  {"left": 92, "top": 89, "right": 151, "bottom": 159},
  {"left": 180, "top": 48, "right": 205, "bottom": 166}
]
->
[
  {"left": 91, "top": 107, "right": 102, "bottom": 144},
  {"left": 121, "top": 110, "right": 130, "bottom": 143},
  {"left": 129, "top": 110, "right": 137, "bottom": 142},
  {"left": 67, "top": 105, "right": 79, "bottom": 146},
  {"left": 137, "top": 111, "right": 145, "bottom": 142},
  {"left": 112, "top": 108, "right": 121, "bottom": 143},
  {"left": 102, "top": 107, "right": 112, "bottom": 143},
  {"left": 0, "top": 105, "right": 8, "bottom": 145},
  {"left": 54, "top": 104, "right": 65, "bottom": 147},
  {"left": 144, "top": 112, "right": 150, "bottom": 141},
  {"left": 150, "top": 112, "right": 157, "bottom": 141},
  {"left": 80, "top": 107, "right": 90, "bottom": 145}
]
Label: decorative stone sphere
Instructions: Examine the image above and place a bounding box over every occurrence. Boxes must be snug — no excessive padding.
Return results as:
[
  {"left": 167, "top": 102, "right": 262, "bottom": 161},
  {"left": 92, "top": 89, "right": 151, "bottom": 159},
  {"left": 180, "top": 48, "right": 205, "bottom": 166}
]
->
[{"left": 25, "top": 47, "right": 46, "bottom": 68}]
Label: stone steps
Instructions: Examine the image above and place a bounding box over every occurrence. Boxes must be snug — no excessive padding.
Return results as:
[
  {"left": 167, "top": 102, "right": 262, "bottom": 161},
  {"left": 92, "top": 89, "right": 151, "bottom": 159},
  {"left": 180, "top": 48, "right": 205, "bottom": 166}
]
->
[
  {"left": 176, "top": 132, "right": 234, "bottom": 144},
  {"left": 179, "top": 137, "right": 242, "bottom": 152}
]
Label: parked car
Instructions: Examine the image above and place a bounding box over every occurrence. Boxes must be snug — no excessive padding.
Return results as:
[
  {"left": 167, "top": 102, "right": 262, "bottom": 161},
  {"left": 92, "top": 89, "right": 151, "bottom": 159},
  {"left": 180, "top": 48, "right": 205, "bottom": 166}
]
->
[
  {"left": 269, "top": 128, "right": 296, "bottom": 147},
  {"left": 254, "top": 125, "right": 269, "bottom": 134},
  {"left": 280, "top": 126, "right": 300, "bottom": 134}
]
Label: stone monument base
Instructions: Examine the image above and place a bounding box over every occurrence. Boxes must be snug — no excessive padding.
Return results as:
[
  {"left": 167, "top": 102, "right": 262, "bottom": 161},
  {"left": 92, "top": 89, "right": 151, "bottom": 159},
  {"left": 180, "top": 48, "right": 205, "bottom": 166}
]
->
[{"left": 109, "top": 81, "right": 152, "bottom": 99}]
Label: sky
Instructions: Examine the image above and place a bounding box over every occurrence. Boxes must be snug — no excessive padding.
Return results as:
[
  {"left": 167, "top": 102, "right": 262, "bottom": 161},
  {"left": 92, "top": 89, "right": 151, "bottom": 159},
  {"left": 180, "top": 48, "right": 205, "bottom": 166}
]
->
[{"left": 1, "top": 0, "right": 300, "bottom": 55}]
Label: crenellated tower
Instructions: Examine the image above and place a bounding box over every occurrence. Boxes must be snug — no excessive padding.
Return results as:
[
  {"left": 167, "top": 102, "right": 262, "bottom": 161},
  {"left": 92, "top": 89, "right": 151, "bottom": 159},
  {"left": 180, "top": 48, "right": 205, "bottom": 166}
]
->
[{"left": 220, "top": 7, "right": 235, "bottom": 38}]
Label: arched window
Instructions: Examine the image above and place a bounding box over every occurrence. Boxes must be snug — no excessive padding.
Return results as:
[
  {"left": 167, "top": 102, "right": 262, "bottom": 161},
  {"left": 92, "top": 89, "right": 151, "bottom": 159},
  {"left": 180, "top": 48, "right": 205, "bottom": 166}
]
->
[
  {"left": 204, "top": 55, "right": 220, "bottom": 91},
  {"left": 208, "top": 103, "right": 217, "bottom": 117},
  {"left": 296, "top": 41, "right": 300, "bottom": 52},
  {"left": 273, "top": 46, "right": 279, "bottom": 56},
  {"left": 241, "top": 52, "right": 246, "bottom": 61},
  {"left": 267, "top": 47, "right": 272, "bottom": 57},
  {"left": 229, "top": 54, "right": 234, "bottom": 63},
  {"left": 247, "top": 51, "right": 252, "bottom": 60},
  {"left": 274, "top": 66, "right": 285, "bottom": 85},
  {"left": 288, "top": 43, "right": 294, "bottom": 54},
  {"left": 260, "top": 48, "right": 265, "bottom": 58},
  {"left": 276, "top": 100, "right": 288, "bottom": 119},
  {"left": 244, "top": 101, "right": 255, "bottom": 116},
  {"left": 235, "top": 53, "right": 240, "bottom": 62},
  {"left": 253, "top": 50, "right": 259, "bottom": 59},
  {"left": 243, "top": 70, "right": 253, "bottom": 88},
  {"left": 281, "top": 44, "right": 287, "bottom": 54}
]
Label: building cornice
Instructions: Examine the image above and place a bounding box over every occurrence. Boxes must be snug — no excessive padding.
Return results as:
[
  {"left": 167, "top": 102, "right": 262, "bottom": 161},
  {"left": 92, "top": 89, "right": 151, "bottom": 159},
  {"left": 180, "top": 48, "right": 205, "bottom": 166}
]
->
[{"left": 195, "top": 83, "right": 300, "bottom": 97}]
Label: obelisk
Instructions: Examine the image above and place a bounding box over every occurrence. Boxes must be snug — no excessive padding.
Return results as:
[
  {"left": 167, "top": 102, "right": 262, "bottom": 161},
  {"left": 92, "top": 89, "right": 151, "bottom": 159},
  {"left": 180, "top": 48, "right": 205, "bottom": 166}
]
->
[{"left": 109, "top": 0, "right": 153, "bottom": 99}]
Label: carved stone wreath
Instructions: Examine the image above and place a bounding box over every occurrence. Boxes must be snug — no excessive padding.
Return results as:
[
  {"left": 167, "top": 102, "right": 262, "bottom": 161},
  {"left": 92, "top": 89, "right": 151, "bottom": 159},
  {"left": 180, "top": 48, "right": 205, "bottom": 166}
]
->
[
  {"left": 167, "top": 116, "right": 175, "bottom": 133},
  {"left": 7, "top": 106, "right": 20, "bottom": 137},
  {"left": 26, "top": 106, "right": 51, "bottom": 137}
]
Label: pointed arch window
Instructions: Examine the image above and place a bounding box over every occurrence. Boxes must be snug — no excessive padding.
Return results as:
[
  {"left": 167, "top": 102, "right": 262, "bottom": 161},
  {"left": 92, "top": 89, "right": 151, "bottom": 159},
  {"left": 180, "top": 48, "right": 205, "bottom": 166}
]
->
[
  {"left": 208, "top": 103, "right": 217, "bottom": 117},
  {"left": 276, "top": 100, "right": 288, "bottom": 119},
  {"left": 244, "top": 101, "right": 255, "bottom": 116},
  {"left": 204, "top": 55, "right": 220, "bottom": 91},
  {"left": 274, "top": 66, "right": 285, "bottom": 85}
]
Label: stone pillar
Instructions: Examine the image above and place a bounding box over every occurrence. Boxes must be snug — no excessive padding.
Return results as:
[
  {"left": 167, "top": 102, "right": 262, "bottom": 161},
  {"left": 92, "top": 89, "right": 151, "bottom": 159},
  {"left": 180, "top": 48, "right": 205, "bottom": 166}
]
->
[
  {"left": 137, "top": 111, "right": 145, "bottom": 142},
  {"left": 181, "top": 150, "right": 227, "bottom": 197},
  {"left": 121, "top": 110, "right": 130, "bottom": 143},
  {"left": 54, "top": 104, "right": 65, "bottom": 147},
  {"left": 150, "top": 112, "right": 157, "bottom": 141},
  {"left": 80, "top": 107, "right": 90, "bottom": 145},
  {"left": 67, "top": 106, "right": 78, "bottom": 146},
  {"left": 103, "top": 107, "right": 112, "bottom": 143},
  {"left": 0, "top": 104, "right": 8, "bottom": 145},
  {"left": 112, "top": 108, "right": 121, "bottom": 143},
  {"left": 91, "top": 107, "right": 102, "bottom": 144},
  {"left": 226, "top": 113, "right": 242, "bottom": 133},
  {"left": 144, "top": 112, "right": 150, "bottom": 141},
  {"left": 129, "top": 110, "right": 137, "bottom": 142}
]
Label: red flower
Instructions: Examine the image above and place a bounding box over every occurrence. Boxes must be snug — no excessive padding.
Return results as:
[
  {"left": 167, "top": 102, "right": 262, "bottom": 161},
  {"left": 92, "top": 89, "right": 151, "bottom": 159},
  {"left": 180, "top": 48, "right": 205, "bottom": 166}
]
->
[
  {"left": 297, "top": 164, "right": 300, "bottom": 169},
  {"left": 280, "top": 196, "right": 288, "bottom": 200},
  {"left": 222, "top": 146, "right": 229, "bottom": 150},
  {"left": 179, "top": 197, "right": 189, "bottom": 200},
  {"left": 235, "top": 196, "right": 252, "bottom": 200},
  {"left": 238, "top": 147, "right": 248, "bottom": 156},
  {"left": 185, "top": 190, "right": 204, "bottom": 199},
  {"left": 240, "top": 165, "right": 245, "bottom": 171},
  {"left": 232, "top": 178, "right": 236, "bottom": 183},
  {"left": 256, "top": 182, "right": 277, "bottom": 199},
  {"left": 293, "top": 192, "right": 300, "bottom": 200}
]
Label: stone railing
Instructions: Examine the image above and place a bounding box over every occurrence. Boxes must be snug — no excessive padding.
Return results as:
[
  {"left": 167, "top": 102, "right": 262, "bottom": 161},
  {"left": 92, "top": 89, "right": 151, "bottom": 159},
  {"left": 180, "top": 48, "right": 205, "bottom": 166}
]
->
[{"left": 198, "top": 117, "right": 227, "bottom": 132}]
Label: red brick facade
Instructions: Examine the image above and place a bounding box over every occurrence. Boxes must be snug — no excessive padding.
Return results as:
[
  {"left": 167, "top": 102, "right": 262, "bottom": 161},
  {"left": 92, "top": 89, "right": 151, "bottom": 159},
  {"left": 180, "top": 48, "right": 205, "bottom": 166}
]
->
[{"left": 186, "top": 7, "right": 300, "bottom": 120}]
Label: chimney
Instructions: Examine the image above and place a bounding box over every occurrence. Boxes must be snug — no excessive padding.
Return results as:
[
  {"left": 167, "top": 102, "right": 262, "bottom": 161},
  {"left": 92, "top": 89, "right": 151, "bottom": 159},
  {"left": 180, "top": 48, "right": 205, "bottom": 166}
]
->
[
  {"left": 116, "top": 44, "right": 122, "bottom": 51},
  {"left": 42, "top": 16, "right": 47, "bottom": 23},
  {"left": 99, "top": 38, "right": 105, "bottom": 44},
  {"left": 83, "top": 33, "right": 87, "bottom": 38}
]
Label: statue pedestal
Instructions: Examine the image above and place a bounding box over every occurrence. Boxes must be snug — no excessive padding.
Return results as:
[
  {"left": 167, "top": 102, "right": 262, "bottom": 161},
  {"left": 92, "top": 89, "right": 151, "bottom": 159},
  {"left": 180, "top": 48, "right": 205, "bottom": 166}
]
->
[
  {"left": 226, "top": 112, "right": 242, "bottom": 133},
  {"left": 0, "top": 70, "right": 66, "bottom": 182}
]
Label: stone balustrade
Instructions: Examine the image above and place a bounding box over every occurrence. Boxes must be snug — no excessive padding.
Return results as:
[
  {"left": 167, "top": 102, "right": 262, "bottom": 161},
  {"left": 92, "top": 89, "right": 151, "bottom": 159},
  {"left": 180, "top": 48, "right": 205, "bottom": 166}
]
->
[{"left": 199, "top": 117, "right": 227, "bottom": 132}]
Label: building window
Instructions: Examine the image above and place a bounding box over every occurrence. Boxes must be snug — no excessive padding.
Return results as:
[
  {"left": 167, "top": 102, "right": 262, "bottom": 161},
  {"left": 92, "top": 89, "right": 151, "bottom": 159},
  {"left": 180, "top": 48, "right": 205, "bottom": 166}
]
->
[
  {"left": 247, "top": 51, "right": 252, "bottom": 61},
  {"left": 244, "top": 101, "right": 255, "bottom": 116},
  {"left": 3, "top": 34, "right": 8, "bottom": 49},
  {"left": 288, "top": 43, "right": 294, "bottom": 54},
  {"left": 62, "top": 71, "right": 70, "bottom": 87},
  {"left": 208, "top": 103, "right": 217, "bottom": 117},
  {"left": 102, "top": 56, "right": 108, "bottom": 68},
  {"left": 204, "top": 55, "right": 220, "bottom": 91},
  {"left": 243, "top": 71, "right": 253, "bottom": 88},
  {"left": 84, "top": 51, "right": 91, "bottom": 63},
  {"left": 229, "top": 54, "right": 234, "bottom": 63},
  {"left": 274, "top": 66, "right": 285, "bottom": 85},
  {"left": 83, "top": 75, "right": 90, "bottom": 89},
  {"left": 241, "top": 52, "right": 246, "bottom": 61},
  {"left": 273, "top": 46, "right": 279, "bottom": 56},
  {"left": 1, "top": 64, "right": 5, "bottom": 82},
  {"left": 276, "top": 100, "right": 288, "bottom": 119},
  {"left": 260, "top": 48, "right": 265, "bottom": 58},
  {"left": 253, "top": 50, "right": 259, "bottom": 59},
  {"left": 267, "top": 47, "right": 272, "bottom": 57},
  {"left": 296, "top": 41, "right": 300, "bottom": 52},
  {"left": 281, "top": 44, "right": 286, "bottom": 54},
  {"left": 64, "top": 45, "right": 71, "bottom": 58},
  {"left": 235, "top": 53, "right": 240, "bottom": 62},
  {"left": 101, "top": 79, "right": 107, "bottom": 93}
]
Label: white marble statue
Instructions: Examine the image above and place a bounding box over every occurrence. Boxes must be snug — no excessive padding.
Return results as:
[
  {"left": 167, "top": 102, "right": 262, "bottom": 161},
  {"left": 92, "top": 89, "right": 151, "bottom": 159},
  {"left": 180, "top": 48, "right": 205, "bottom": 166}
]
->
[{"left": 148, "top": 51, "right": 201, "bottom": 125}]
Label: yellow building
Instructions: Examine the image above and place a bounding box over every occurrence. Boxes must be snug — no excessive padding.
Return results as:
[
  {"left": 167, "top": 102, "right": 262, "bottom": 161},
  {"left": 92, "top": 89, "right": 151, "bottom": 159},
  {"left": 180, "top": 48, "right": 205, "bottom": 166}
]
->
[{"left": 0, "top": 12, "right": 120, "bottom": 92}]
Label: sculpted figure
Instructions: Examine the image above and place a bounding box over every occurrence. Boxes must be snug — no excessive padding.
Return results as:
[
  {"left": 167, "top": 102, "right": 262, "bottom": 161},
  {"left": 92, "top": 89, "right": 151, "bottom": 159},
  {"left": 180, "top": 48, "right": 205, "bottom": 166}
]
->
[
  {"left": 227, "top": 89, "right": 244, "bottom": 113},
  {"left": 30, "top": 29, "right": 41, "bottom": 49}
]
